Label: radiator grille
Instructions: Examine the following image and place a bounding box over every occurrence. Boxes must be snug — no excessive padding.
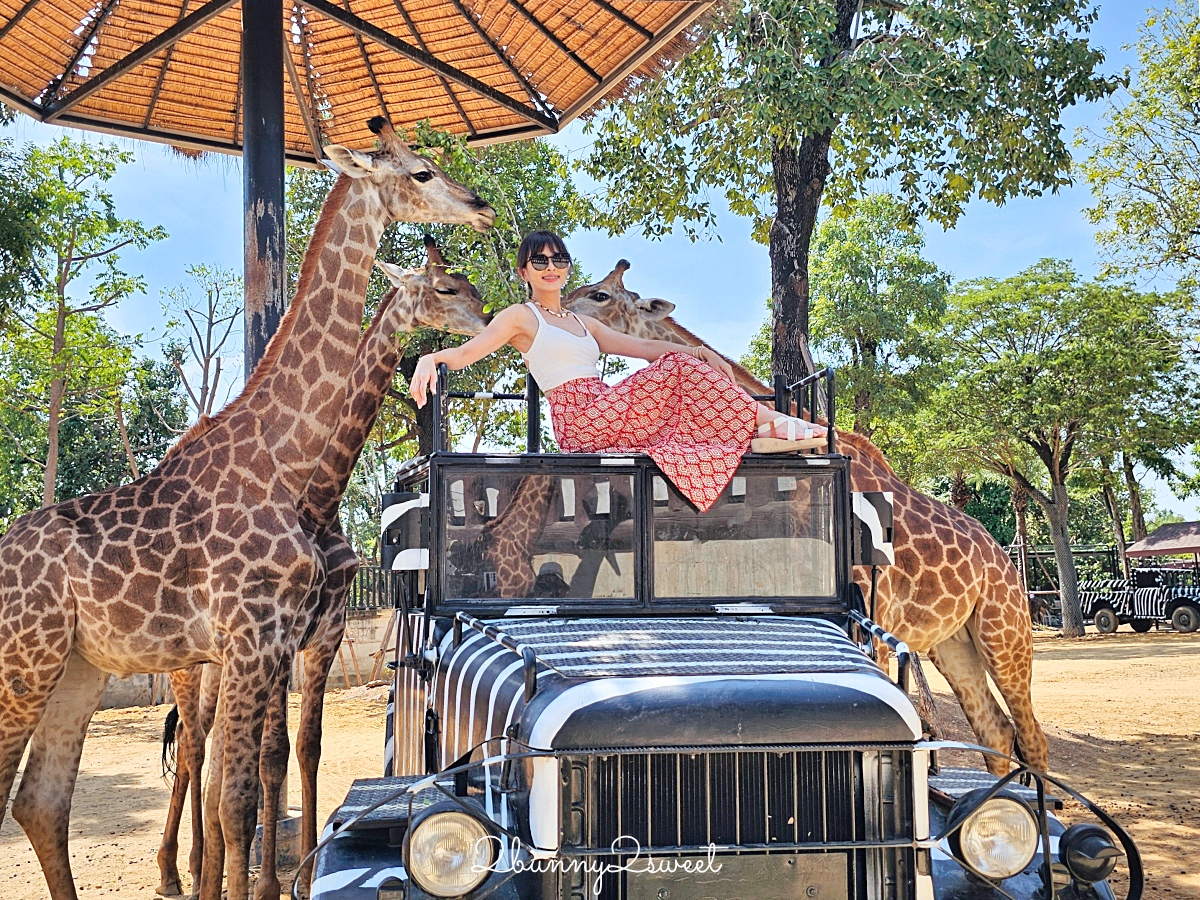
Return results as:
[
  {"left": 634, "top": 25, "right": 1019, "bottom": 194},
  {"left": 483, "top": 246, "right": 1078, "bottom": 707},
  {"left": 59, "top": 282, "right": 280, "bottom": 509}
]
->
[{"left": 559, "top": 748, "right": 914, "bottom": 900}]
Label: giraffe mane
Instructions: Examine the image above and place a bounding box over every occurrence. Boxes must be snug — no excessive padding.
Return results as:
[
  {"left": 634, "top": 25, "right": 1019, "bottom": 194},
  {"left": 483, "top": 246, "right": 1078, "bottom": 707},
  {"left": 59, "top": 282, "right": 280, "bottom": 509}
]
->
[{"left": 166, "top": 175, "right": 354, "bottom": 458}]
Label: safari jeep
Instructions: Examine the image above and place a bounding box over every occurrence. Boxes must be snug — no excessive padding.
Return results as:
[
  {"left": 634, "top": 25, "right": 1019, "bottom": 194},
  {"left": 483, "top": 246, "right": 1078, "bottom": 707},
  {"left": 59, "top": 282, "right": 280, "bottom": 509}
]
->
[{"left": 309, "top": 369, "right": 1142, "bottom": 900}]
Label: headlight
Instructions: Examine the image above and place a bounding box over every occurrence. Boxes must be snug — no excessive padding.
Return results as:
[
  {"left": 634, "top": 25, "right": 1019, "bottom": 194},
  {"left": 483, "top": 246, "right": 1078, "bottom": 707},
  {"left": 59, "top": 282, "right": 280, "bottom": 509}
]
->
[
  {"left": 947, "top": 790, "right": 1039, "bottom": 881},
  {"left": 405, "top": 806, "right": 496, "bottom": 897}
]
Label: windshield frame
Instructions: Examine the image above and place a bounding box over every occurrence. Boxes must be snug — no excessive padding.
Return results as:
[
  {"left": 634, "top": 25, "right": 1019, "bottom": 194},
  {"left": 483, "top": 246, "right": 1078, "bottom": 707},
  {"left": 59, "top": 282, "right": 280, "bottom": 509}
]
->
[{"left": 397, "top": 451, "right": 855, "bottom": 618}]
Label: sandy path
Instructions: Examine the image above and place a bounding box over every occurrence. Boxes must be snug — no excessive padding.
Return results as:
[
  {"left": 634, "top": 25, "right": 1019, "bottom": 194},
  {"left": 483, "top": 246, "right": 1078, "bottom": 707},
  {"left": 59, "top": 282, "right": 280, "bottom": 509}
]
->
[{"left": 1, "top": 630, "right": 1196, "bottom": 898}]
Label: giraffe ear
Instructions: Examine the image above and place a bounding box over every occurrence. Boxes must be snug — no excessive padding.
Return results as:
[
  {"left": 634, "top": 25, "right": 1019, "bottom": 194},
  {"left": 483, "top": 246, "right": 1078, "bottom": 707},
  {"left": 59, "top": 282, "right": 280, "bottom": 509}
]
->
[
  {"left": 375, "top": 260, "right": 408, "bottom": 286},
  {"left": 634, "top": 297, "right": 675, "bottom": 319},
  {"left": 324, "top": 145, "right": 378, "bottom": 178}
]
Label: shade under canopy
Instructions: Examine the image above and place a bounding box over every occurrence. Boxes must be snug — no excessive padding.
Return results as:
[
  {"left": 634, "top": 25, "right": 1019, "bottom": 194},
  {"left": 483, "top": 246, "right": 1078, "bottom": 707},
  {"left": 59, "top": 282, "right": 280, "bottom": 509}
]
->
[
  {"left": 0, "top": 0, "right": 710, "bottom": 162},
  {"left": 1125, "top": 522, "right": 1200, "bottom": 559}
]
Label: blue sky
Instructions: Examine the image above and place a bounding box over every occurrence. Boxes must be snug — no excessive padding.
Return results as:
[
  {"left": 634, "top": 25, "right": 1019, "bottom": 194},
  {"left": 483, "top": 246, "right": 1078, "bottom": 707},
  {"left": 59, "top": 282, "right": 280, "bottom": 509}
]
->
[{"left": 3, "top": 1, "right": 1197, "bottom": 517}]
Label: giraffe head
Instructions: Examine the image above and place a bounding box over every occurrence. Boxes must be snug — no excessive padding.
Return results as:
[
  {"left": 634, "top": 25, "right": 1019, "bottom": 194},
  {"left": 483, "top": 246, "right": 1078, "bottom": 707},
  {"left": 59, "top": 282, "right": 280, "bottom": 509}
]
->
[
  {"left": 324, "top": 118, "right": 496, "bottom": 232},
  {"left": 375, "top": 236, "right": 489, "bottom": 335},
  {"left": 564, "top": 259, "right": 676, "bottom": 338},
  {"left": 566, "top": 259, "right": 771, "bottom": 395}
]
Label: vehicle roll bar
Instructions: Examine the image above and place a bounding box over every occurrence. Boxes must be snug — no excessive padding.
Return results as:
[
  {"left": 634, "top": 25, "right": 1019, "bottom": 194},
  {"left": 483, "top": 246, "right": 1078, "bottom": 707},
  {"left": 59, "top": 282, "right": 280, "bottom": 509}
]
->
[{"left": 432, "top": 362, "right": 541, "bottom": 453}]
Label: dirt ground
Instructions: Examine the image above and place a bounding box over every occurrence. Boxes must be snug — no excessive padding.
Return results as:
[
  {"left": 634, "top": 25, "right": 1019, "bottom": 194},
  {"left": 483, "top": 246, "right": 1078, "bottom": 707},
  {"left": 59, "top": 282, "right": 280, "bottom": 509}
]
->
[{"left": 1, "top": 629, "right": 1197, "bottom": 899}]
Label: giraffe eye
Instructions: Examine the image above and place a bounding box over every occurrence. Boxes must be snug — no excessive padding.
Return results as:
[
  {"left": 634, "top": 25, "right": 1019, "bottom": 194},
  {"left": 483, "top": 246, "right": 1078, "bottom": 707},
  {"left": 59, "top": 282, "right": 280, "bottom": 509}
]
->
[
  {"left": 412, "top": 170, "right": 434, "bottom": 183},
  {"left": 592, "top": 291, "right": 610, "bottom": 302},
  {"left": 435, "top": 287, "right": 456, "bottom": 295}
]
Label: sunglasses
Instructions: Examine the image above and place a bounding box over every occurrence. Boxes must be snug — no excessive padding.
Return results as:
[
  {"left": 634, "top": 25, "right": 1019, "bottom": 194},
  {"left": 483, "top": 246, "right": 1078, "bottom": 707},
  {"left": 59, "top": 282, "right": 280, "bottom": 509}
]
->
[{"left": 527, "top": 252, "right": 571, "bottom": 271}]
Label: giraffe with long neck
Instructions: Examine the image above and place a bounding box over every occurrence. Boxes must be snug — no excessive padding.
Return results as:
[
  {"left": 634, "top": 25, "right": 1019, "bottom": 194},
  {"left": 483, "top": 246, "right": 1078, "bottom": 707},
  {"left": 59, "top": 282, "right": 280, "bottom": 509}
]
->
[
  {"left": 564, "top": 261, "right": 1048, "bottom": 775},
  {"left": 157, "top": 241, "right": 488, "bottom": 899},
  {"left": 0, "top": 119, "right": 493, "bottom": 900}
]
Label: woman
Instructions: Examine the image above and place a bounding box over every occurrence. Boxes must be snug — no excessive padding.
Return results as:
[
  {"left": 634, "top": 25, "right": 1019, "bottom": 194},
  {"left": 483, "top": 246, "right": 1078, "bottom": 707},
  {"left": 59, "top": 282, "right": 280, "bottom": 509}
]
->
[{"left": 410, "top": 231, "right": 826, "bottom": 512}]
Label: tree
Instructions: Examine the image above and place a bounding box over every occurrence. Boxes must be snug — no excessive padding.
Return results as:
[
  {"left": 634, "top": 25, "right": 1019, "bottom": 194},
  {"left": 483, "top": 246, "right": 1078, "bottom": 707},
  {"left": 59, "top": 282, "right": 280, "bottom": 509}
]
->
[
  {"left": 162, "top": 264, "right": 243, "bottom": 419},
  {"left": 9, "top": 137, "right": 166, "bottom": 506},
  {"left": 743, "top": 193, "right": 946, "bottom": 441},
  {"left": 582, "top": 0, "right": 1119, "bottom": 385},
  {"left": 0, "top": 313, "right": 188, "bottom": 523},
  {"left": 927, "top": 260, "right": 1198, "bottom": 635},
  {"left": 1080, "top": 1, "right": 1200, "bottom": 290},
  {"left": 0, "top": 137, "right": 45, "bottom": 323}
]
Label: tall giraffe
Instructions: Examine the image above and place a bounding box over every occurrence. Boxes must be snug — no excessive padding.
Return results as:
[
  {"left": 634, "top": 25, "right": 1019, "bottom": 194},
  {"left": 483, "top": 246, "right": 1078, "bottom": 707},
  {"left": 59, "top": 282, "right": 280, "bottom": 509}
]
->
[
  {"left": 564, "top": 261, "right": 1048, "bottom": 775},
  {"left": 0, "top": 119, "right": 494, "bottom": 900},
  {"left": 157, "top": 242, "right": 488, "bottom": 898}
]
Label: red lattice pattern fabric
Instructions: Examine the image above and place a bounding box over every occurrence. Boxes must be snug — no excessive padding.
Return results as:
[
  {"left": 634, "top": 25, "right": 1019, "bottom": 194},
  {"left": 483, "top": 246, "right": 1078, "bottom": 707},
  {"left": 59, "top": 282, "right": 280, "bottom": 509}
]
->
[{"left": 546, "top": 352, "right": 758, "bottom": 512}]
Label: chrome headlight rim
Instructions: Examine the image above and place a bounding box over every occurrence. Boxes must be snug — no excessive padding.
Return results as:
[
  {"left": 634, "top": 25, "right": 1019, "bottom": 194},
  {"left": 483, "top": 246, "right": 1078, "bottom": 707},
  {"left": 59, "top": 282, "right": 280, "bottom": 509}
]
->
[
  {"left": 946, "top": 788, "right": 1040, "bottom": 882},
  {"left": 403, "top": 800, "right": 498, "bottom": 898}
]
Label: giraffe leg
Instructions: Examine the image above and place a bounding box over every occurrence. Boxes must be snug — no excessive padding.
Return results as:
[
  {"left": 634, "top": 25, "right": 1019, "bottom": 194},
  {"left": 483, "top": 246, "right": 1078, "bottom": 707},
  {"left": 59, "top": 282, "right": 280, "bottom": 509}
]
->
[
  {"left": 295, "top": 621, "right": 345, "bottom": 896},
  {"left": 928, "top": 626, "right": 1016, "bottom": 776},
  {"left": 187, "top": 664, "right": 222, "bottom": 897},
  {"left": 159, "top": 668, "right": 203, "bottom": 897},
  {"left": 198, "top": 688, "right": 227, "bottom": 900},
  {"left": 253, "top": 663, "right": 293, "bottom": 900},
  {"left": 970, "top": 599, "right": 1049, "bottom": 772},
  {"left": 214, "top": 655, "right": 282, "bottom": 900},
  {"left": 11, "top": 651, "right": 109, "bottom": 900}
]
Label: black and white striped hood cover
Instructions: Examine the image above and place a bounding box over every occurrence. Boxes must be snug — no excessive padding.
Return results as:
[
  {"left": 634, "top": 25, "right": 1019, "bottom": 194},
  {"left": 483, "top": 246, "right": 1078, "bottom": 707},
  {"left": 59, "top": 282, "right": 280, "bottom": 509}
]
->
[
  {"left": 432, "top": 616, "right": 920, "bottom": 851},
  {"left": 434, "top": 617, "right": 918, "bottom": 752}
]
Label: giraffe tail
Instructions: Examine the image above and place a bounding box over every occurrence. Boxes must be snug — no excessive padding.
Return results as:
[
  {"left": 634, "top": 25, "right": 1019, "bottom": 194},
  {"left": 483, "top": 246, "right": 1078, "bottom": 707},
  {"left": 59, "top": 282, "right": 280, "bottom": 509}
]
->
[
  {"left": 161, "top": 705, "right": 180, "bottom": 780},
  {"left": 909, "top": 653, "right": 943, "bottom": 740}
]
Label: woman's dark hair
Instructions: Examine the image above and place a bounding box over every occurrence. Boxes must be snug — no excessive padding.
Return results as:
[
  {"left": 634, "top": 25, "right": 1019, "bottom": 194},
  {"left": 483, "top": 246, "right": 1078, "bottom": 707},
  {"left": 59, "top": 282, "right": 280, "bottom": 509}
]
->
[{"left": 516, "top": 230, "right": 570, "bottom": 269}]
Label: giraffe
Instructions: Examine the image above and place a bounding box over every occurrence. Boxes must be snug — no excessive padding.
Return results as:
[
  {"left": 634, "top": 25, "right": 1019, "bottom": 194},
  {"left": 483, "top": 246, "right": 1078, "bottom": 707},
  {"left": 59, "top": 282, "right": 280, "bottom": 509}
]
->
[
  {"left": 0, "top": 118, "right": 494, "bottom": 900},
  {"left": 564, "top": 261, "right": 1048, "bottom": 775},
  {"left": 157, "top": 240, "right": 488, "bottom": 898}
]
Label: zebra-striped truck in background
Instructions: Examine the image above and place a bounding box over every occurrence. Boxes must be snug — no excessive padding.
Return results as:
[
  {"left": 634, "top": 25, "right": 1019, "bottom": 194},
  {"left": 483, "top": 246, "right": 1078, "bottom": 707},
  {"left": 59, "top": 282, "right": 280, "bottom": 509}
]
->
[{"left": 1080, "top": 567, "right": 1200, "bottom": 633}]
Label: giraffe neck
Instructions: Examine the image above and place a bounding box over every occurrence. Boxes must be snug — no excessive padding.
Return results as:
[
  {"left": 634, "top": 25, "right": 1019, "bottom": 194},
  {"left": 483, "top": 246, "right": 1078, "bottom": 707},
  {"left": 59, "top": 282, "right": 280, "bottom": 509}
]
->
[
  {"left": 302, "top": 287, "right": 407, "bottom": 527},
  {"left": 639, "top": 316, "right": 769, "bottom": 395},
  {"left": 223, "top": 175, "right": 386, "bottom": 497}
]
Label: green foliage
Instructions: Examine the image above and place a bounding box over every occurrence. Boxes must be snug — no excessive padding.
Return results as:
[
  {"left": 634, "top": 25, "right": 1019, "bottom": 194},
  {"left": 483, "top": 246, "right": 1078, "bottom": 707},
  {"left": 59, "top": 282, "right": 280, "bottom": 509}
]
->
[
  {"left": 808, "top": 194, "right": 946, "bottom": 436},
  {"left": 929, "top": 477, "right": 1017, "bottom": 548},
  {"left": 925, "top": 259, "right": 1199, "bottom": 632},
  {"left": 0, "top": 313, "right": 187, "bottom": 522},
  {"left": 1080, "top": 1, "right": 1200, "bottom": 289},
  {"left": 0, "top": 136, "right": 168, "bottom": 508},
  {"left": 0, "top": 137, "right": 46, "bottom": 322},
  {"left": 581, "top": 0, "right": 1119, "bottom": 241}
]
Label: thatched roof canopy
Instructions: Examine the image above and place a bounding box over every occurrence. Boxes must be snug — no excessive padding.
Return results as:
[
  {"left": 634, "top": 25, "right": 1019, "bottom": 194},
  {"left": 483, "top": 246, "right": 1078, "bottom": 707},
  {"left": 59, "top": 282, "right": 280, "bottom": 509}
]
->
[{"left": 0, "top": 0, "right": 711, "bottom": 162}]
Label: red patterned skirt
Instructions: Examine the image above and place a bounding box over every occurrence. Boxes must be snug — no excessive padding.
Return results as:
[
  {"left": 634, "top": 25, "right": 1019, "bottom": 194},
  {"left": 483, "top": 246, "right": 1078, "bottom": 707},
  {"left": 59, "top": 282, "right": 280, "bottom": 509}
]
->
[{"left": 545, "top": 352, "right": 758, "bottom": 512}]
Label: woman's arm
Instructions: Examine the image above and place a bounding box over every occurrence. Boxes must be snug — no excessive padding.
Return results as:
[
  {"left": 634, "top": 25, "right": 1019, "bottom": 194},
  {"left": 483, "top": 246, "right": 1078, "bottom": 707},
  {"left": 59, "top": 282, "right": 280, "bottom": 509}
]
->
[
  {"left": 584, "top": 316, "right": 737, "bottom": 381},
  {"left": 409, "top": 305, "right": 529, "bottom": 407}
]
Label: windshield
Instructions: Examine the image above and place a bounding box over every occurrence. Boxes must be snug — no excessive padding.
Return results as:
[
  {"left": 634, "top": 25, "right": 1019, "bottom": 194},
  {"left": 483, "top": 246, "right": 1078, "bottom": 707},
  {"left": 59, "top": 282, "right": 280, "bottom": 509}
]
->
[
  {"left": 444, "top": 471, "right": 636, "bottom": 602},
  {"left": 652, "top": 473, "right": 836, "bottom": 599}
]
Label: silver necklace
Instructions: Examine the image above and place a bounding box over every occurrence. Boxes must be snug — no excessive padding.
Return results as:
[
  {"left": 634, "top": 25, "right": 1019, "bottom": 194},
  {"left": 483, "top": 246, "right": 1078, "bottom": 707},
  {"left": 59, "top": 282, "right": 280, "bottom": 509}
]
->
[{"left": 534, "top": 300, "right": 571, "bottom": 319}]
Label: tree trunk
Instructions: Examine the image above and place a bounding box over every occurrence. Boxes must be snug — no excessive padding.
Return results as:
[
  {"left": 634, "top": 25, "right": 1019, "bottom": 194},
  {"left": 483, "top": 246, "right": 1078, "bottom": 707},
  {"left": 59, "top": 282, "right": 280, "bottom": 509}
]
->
[
  {"left": 1037, "top": 480, "right": 1084, "bottom": 637},
  {"left": 1010, "top": 481, "right": 1030, "bottom": 594},
  {"left": 767, "top": 0, "right": 855, "bottom": 388},
  {"left": 1101, "top": 480, "right": 1129, "bottom": 579},
  {"left": 114, "top": 396, "right": 140, "bottom": 480},
  {"left": 949, "top": 471, "right": 972, "bottom": 511},
  {"left": 42, "top": 300, "right": 68, "bottom": 508},
  {"left": 1122, "top": 452, "right": 1147, "bottom": 541},
  {"left": 769, "top": 136, "right": 829, "bottom": 387}
]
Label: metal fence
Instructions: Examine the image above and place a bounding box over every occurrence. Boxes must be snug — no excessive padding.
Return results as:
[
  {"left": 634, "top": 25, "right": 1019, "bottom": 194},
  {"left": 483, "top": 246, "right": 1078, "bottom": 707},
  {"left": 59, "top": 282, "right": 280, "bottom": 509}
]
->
[{"left": 348, "top": 565, "right": 401, "bottom": 611}]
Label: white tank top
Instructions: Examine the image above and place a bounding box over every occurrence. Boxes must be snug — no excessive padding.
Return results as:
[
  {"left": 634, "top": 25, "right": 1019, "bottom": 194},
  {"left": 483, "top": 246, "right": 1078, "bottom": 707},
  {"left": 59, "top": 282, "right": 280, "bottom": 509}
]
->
[{"left": 521, "top": 302, "right": 600, "bottom": 392}]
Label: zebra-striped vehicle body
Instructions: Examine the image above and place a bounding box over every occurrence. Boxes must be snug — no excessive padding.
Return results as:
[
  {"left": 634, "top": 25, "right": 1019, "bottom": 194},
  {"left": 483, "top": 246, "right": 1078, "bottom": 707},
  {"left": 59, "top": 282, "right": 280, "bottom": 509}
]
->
[
  {"left": 1080, "top": 567, "right": 1200, "bottom": 633},
  {"left": 312, "top": 371, "right": 1142, "bottom": 900}
]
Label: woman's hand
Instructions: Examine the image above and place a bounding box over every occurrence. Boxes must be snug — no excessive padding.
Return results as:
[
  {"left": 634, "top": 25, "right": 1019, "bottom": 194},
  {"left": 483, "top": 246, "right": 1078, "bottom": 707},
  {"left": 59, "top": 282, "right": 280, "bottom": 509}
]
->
[
  {"left": 697, "top": 346, "right": 736, "bottom": 382},
  {"left": 410, "top": 353, "right": 440, "bottom": 408}
]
